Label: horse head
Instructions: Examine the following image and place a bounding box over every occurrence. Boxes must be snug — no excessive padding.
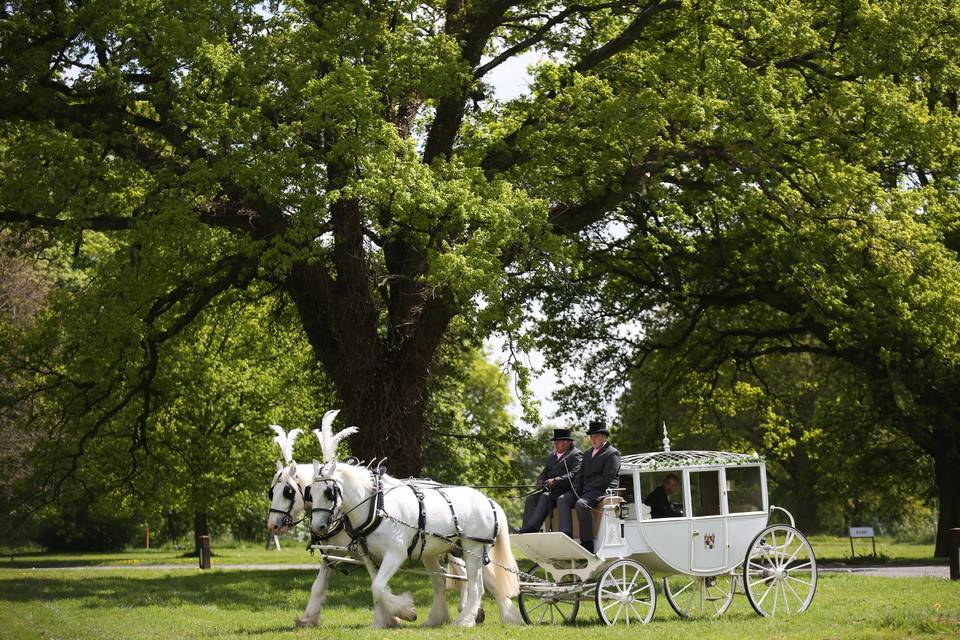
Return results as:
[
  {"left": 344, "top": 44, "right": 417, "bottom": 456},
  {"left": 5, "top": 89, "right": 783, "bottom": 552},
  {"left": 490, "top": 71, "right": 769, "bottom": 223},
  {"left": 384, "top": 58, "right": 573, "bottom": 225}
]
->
[
  {"left": 266, "top": 425, "right": 308, "bottom": 534},
  {"left": 309, "top": 413, "right": 359, "bottom": 535}
]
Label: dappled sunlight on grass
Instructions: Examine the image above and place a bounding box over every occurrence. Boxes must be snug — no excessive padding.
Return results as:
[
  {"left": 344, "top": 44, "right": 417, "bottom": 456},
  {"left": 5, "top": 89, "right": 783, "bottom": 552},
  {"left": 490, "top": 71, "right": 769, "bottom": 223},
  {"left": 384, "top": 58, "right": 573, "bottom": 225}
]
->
[{"left": 0, "top": 566, "right": 958, "bottom": 639}]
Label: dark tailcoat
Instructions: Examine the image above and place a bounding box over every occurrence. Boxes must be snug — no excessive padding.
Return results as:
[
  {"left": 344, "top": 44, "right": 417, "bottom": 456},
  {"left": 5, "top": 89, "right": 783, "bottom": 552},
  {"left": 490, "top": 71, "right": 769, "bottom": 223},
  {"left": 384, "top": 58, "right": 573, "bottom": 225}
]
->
[
  {"left": 537, "top": 447, "right": 583, "bottom": 498},
  {"left": 573, "top": 442, "right": 621, "bottom": 502}
]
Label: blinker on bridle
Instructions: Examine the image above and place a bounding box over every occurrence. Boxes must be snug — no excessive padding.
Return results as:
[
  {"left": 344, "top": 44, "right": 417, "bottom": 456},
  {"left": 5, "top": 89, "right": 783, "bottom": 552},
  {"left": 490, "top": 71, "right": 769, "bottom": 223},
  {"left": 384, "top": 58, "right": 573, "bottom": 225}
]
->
[
  {"left": 310, "top": 478, "right": 342, "bottom": 528},
  {"left": 269, "top": 474, "right": 302, "bottom": 527}
]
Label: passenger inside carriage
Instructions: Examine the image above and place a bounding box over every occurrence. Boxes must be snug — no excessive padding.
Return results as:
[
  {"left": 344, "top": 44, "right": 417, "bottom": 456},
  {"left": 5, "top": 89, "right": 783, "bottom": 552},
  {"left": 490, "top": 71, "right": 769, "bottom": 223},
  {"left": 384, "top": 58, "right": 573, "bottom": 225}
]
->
[{"left": 643, "top": 473, "right": 684, "bottom": 518}]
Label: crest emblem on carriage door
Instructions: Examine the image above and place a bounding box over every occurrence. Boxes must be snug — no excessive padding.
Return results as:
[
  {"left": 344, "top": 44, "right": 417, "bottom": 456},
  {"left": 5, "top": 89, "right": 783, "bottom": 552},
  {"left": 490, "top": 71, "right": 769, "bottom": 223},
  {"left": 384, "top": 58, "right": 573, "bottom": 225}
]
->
[{"left": 703, "top": 533, "right": 716, "bottom": 550}]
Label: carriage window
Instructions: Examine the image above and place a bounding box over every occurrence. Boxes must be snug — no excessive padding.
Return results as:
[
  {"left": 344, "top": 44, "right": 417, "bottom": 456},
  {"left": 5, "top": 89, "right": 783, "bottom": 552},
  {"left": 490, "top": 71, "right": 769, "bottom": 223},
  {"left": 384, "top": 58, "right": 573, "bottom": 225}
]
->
[
  {"left": 638, "top": 471, "right": 685, "bottom": 519},
  {"left": 726, "top": 466, "right": 763, "bottom": 513},
  {"left": 689, "top": 470, "right": 722, "bottom": 517}
]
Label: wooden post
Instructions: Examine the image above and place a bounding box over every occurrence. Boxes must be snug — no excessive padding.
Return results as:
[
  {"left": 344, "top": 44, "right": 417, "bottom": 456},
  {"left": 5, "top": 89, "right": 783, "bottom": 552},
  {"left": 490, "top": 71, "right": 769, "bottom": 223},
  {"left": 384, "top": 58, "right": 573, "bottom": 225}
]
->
[
  {"left": 198, "top": 535, "right": 211, "bottom": 570},
  {"left": 145, "top": 527, "right": 151, "bottom": 549},
  {"left": 950, "top": 528, "right": 960, "bottom": 581}
]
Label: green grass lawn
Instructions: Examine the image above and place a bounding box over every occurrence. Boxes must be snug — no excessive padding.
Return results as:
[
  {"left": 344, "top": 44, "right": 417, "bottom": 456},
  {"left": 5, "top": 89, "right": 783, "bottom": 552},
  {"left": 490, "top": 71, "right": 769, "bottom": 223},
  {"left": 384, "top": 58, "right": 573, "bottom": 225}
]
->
[
  {"left": 0, "top": 543, "right": 314, "bottom": 569},
  {"left": 1, "top": 535, "right": 943, "bottom": 569},
  {"left": 807, "top": 535, "right": 943, "bottom": 564},
  {"left": 0, "top": 565, "right": 957, "bottom": 639}
]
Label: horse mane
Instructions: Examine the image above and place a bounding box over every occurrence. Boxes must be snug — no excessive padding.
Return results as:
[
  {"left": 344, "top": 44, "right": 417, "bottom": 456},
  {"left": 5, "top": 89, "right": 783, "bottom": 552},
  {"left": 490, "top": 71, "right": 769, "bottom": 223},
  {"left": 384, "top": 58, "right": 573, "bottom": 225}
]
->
[
  {"left": 269, "top": 424, "right": 302, "bottom": 465},
  {"left": 337, "top": 462, "right": 375, "bottom": 492},
  {"left": 313, "top": 409, "right": 359, "bottom": 463}
]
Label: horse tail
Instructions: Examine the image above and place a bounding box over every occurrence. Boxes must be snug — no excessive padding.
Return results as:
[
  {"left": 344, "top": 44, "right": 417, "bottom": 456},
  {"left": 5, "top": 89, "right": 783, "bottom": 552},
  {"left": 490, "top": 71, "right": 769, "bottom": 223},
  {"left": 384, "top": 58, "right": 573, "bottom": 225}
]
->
[{"left": 488, "top": 503, "right": 519, "bottom": 598}]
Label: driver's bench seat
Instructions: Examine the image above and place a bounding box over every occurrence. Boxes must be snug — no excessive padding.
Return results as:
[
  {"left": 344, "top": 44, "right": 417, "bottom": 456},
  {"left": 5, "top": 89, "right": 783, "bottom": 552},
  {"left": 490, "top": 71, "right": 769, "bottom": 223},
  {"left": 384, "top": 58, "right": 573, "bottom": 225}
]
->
[{"left": 544, "top": 494, "right": 625, "bottom": 540}]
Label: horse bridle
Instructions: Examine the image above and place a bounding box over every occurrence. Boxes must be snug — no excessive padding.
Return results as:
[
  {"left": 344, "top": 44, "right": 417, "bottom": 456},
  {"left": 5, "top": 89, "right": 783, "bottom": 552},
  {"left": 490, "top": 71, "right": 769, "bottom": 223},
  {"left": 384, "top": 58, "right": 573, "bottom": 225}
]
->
[
  {"left": 310, "top": 477, "right": 344, "bottom": 531},
  {"left": 268, "top": 472, "right": 304, "bottom": 528}
]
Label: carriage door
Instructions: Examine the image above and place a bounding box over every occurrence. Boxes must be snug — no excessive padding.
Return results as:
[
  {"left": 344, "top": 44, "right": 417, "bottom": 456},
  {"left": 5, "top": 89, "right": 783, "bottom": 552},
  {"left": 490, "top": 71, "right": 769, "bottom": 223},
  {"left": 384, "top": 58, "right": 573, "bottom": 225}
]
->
[{"left": 688, "top": 469, "right": 727, "bottom": 572}]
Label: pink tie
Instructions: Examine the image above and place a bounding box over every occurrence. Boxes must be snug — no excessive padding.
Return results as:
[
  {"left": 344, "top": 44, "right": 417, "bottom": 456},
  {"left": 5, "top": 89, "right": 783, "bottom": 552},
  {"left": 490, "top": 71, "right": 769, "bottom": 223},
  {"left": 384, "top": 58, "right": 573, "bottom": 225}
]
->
[{"left": 592, "top": 448, "right": 599, "bottom": 458}]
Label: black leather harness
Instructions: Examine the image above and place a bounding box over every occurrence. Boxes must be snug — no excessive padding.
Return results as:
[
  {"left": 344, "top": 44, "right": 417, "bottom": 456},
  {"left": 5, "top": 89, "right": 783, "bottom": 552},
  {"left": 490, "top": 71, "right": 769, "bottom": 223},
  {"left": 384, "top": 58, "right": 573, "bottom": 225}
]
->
[
  {"left": 405, "top": 483, "right": 428, "bottom": 561},
  {"left": 320, "top": 468, "right": 501, "bottom": 564},
  {"left": 340, "top": 469, "right": 386, "bottom": 555}
]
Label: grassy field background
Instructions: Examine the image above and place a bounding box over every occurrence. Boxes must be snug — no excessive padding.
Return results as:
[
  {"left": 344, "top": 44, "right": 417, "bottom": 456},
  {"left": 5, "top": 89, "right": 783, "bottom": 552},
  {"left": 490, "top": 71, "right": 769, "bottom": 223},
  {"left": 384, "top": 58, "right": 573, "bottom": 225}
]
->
[
  {"left": 0, "top": 565, "right": 957, "bottom": 639},
  {"left": 0, "top": 536, "right": 954, "bottom": 639},
  {"left": 0, "top": 534, "right": 944, "bottom": 569}
]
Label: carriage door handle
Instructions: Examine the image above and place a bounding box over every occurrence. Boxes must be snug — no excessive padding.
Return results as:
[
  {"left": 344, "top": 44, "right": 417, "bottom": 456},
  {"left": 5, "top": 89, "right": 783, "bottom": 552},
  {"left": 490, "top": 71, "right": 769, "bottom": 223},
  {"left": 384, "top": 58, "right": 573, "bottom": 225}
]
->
[{"left": 692, "top": 530, "right": 700, "bottom": 536}]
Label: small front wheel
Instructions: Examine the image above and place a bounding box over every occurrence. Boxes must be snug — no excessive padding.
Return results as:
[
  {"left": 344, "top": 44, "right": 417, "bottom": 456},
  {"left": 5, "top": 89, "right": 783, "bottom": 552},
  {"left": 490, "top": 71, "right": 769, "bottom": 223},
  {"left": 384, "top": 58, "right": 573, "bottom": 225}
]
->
[
  {"left": 743, "top": 524, "right": 817, "bottom": 616},
  {"left": 594, "top": 559, "right": 656, "bottom": 625},
  {"left": 518, "top": 562, "right": 580, "bottom": 624},
  {"left": 663, "top": 574, "right": 736, "bottom": 618}
]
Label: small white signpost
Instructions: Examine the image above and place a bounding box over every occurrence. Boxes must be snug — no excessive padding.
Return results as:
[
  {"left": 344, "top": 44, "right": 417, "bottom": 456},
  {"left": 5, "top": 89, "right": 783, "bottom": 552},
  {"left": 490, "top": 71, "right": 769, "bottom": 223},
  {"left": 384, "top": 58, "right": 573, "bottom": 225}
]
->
[{"left": 849, "top": 526, "right": 876, "bottom": 558}]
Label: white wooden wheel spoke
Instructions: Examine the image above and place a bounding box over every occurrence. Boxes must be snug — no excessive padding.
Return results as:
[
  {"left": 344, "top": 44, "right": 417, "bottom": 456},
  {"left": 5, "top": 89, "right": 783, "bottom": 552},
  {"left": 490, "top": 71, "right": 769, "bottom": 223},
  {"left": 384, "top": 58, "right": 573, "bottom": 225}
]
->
[
  {"left": 780, "top": 541, "right": 804, "bottom": 568},
  {"left": 756, "top": 578, "right": 776, "bottom": 607},
  {"left": 601, "top": 599, "right": 621, "bottom": 612},
  {"left": 673, "top": 579, "right": 695, "bottom": 596},
  {"left": 783, "top": 576, "right": 804, "bottom": 606},
  {"left": 785, "top": 575, "right": 814, "bottom": 588},
  {"left": 665, "top": 574, "right": 735, "bottom": 619},
  {"left": 750, "top": 575, "right": 774, "bottom": 588},
  {"left": 611, "top": 602, "right": 624, "bottom": 624},
  {"left": 685, "top": 582, "right": 698, "bottom": 612}
]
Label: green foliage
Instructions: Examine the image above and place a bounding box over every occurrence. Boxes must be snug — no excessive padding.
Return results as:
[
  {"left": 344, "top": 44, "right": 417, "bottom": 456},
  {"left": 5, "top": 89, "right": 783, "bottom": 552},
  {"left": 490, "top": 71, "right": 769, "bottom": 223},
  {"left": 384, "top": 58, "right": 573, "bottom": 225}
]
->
[{"left": 4, "top": 0, "right": 960, "bottom": 551}]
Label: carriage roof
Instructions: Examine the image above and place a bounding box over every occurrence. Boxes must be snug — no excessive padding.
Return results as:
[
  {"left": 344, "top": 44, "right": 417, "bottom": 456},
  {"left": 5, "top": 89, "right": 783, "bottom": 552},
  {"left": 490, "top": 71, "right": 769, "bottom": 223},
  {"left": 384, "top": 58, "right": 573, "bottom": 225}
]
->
[{"left": 620, "top": 450, "right": 763, "bottom": 470}]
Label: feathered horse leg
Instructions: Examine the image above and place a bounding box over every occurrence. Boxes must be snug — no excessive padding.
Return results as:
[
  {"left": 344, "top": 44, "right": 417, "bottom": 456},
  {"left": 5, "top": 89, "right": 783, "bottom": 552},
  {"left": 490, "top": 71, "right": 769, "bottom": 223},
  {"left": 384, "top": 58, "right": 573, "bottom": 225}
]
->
[{"left": 370, "top": 550, "right": 417, "bottom": 628}]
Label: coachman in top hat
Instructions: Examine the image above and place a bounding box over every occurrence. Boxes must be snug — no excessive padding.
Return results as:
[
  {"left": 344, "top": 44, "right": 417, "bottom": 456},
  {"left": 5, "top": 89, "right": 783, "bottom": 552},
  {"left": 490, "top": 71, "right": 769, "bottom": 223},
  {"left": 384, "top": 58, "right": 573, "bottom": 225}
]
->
[
  {"left": 556, "top": 419, "right": 620, "bottom": 552},
  {"left": 516, "top": 428, "right": 583, "bottom": 533}
]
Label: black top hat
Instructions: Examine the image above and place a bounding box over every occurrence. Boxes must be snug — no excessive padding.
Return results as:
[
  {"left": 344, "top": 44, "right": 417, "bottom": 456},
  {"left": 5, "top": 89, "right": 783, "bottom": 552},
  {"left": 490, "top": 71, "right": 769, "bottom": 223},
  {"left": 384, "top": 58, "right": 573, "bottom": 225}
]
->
[
  {"left": 551, "top": 428, "right": 574, "bottom": 441},
  {"left": 586, "top": 419, "right": 609, "bottom": 436}
]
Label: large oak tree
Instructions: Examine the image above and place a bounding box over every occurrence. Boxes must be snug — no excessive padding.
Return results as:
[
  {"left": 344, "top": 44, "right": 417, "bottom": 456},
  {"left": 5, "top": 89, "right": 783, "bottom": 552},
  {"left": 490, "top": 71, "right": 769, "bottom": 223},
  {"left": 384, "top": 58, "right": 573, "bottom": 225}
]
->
[{"left": 3, "top": 0, "right": 960, "bottom": 558}]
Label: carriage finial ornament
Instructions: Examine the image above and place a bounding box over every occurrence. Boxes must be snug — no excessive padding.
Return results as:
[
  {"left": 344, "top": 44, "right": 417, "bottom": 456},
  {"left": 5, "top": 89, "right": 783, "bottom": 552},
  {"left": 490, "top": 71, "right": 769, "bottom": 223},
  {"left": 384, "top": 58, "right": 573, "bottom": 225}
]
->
[{"left": 662, "top": 421, "right": 671, "bottom": 452}]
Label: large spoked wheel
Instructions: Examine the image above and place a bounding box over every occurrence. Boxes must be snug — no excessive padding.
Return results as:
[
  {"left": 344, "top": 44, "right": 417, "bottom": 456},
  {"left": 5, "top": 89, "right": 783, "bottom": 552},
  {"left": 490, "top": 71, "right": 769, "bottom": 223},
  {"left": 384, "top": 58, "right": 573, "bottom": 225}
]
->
[
  {"left": 663, "top": 574, "right": 736, "bottom": 618},
  {"left": 743, "top": 524, "right": 817, "bottom": 616},
  {"left": 594, "top": 559, "right": 656, "bottom": 625},
  {"left": 518, "top": 562, "right": 580, "bottom": 625}
]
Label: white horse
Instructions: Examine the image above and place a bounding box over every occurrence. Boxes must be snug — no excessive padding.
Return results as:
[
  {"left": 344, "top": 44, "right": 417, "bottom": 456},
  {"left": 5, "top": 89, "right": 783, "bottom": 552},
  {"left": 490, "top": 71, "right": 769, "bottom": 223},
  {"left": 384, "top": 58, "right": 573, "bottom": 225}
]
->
[
  {"left": 310, "top": 452, "right": 522, "bottom": 628},
  {"left": 266, "top": 413, "right": 470, "bottom": 627},
  {"left": 266, "top": 414, "right": 374, "bottom": 627}
]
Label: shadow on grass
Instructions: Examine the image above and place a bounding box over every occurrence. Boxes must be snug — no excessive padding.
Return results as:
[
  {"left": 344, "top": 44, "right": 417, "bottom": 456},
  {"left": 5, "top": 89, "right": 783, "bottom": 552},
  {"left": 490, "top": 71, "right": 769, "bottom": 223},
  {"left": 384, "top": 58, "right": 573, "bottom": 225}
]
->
[{"left": 0, "top": 568, "right": 404, "bottom": 613}]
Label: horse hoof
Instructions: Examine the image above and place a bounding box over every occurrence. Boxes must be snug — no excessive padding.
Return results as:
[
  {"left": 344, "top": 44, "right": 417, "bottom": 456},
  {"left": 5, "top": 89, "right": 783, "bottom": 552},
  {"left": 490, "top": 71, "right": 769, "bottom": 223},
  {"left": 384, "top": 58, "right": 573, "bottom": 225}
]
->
[
  {"left": 475, "top": 607, "right": 485, "bottom": 624},
  {"left": 295, "top": 617, "right": 317, "bottom": 628},
  {"left": 398, "top": 607, "right": 417, "bottom": 622}
]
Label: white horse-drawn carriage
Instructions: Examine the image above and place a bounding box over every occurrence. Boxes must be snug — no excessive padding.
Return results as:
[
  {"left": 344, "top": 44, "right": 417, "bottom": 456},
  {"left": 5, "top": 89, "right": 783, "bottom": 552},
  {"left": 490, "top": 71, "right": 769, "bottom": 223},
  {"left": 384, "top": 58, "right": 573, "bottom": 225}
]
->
[
  {"left": 267, "top": 414, "right": 816, "bottom": 627},
  {"left": 512, "top": 449, "right": 817, "bottom": 624}
]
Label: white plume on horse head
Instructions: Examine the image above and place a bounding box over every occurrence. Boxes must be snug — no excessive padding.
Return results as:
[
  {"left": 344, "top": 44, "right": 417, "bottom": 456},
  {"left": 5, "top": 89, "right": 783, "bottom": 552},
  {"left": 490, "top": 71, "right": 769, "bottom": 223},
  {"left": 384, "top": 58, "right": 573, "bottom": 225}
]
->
[
  {"left": 269, "top": 424, "right": 303, "bottom": 465},
  {"left": 312, "top": 409, "right": 359, "bottom": 464}
]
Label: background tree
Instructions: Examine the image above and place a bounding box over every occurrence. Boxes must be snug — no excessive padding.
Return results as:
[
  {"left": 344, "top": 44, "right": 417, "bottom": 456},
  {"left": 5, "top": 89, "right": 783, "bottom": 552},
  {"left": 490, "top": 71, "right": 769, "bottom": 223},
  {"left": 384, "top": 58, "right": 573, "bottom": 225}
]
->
[
  {"left": 619, "top": 352, "right": 936, "bottom": 537},
  {"left": 517, "top": 1, "right": 960, "bottom": 556},
  {"left": 3, "top": 1, "right": 960, "bottom": 555}
]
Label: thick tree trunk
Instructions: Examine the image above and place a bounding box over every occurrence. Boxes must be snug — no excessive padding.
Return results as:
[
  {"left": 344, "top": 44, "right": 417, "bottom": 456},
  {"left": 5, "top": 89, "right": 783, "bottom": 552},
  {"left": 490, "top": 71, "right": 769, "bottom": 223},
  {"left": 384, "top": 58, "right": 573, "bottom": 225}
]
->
[
  {"left": 340, "top": 375, "right": 428, "bottom": 478},
  {"left": 933, "top": 449, "right": 960, "bottom": 558},
  {"left": 192, "top": 511, "right": 209, "bottom": 556},
  {"left": 287, "top": 246, "right": 455, "bottom": 478}
]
